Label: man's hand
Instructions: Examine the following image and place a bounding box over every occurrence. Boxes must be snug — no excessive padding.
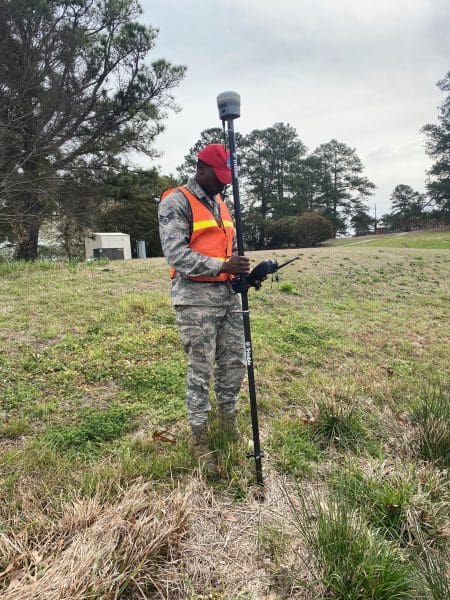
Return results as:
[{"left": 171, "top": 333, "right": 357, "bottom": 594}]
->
[{"left": 220, "top": 255, "right": 251, "bottom": 275}]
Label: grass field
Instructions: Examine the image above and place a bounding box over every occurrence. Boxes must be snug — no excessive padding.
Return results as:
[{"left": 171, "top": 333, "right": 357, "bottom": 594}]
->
[
  {"left": 325, "top": 229, "right": 450, "bottom": 249},
  {"left": 0, "top": 242, "right": 449, "bottom": 598}
]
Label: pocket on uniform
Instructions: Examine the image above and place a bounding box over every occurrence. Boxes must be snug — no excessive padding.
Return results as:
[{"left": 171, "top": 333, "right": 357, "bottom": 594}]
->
[
  {"left": 175, "top": 307, "right": 205, "bottom": 354},
  {"left": 175, "top": 306, "right": 203, "bottom": 329}
]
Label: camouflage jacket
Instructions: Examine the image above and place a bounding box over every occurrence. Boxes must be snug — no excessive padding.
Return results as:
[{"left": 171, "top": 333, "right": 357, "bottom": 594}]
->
[{"left": 158, "top": 178, "right": 237, "bottom": 306}]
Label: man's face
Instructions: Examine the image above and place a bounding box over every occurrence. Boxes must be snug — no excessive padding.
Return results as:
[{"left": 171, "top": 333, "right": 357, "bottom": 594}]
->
[{"left": 197, "top": 163, "right": 226, "bottom": 196}]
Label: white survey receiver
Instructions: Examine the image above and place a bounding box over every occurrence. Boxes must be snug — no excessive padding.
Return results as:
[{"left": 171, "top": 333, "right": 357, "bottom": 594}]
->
[{"left": 216, "top": 90, "right": 241, "bottom": 121}]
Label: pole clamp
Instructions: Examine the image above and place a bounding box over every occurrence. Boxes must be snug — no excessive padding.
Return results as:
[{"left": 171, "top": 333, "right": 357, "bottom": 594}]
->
[{"left": 246, "top": 451, "right": 264, "bottom": 460}]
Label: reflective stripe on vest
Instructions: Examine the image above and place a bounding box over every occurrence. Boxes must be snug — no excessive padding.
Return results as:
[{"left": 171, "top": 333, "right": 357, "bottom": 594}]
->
[{"left": 160, "top": 186, "right": 235, "bottom": 282}]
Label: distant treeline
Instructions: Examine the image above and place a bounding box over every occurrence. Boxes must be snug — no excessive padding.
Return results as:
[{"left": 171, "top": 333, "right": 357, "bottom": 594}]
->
[{"left": 0, "top": 0, "right": 448, "bottom": 259}]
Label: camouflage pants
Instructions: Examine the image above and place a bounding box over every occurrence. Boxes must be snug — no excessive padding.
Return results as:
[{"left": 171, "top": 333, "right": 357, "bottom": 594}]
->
[{"left": 175, "top": 296, "right": 246, "bottom": 427}]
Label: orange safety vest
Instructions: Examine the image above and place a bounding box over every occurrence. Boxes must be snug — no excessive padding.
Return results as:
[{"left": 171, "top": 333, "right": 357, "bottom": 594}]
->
[{"left": 160, "top": 186, "right": 235, "bottom": 282}]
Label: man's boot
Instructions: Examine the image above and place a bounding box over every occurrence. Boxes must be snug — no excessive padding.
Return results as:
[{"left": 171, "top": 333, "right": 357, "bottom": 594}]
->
[
  {"left": 189, "top": 423, "right": 219, "bottom": 480},
  {"left": 218, "top": 411, "right": 239, "bottom": 440}
]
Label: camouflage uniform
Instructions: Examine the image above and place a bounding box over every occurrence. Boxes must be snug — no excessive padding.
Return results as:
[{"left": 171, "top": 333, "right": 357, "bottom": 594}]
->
[{"left": 158, "top": 179, "right": 246, "bottom": 427}]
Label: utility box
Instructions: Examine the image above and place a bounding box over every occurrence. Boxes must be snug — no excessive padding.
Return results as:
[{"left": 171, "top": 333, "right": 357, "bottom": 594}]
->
[
  {"left": 136, "top": 240, "right": 147, "bottom": 259},
  {"left": 85, "top": 233, "right": 132, "bottom": 260}
]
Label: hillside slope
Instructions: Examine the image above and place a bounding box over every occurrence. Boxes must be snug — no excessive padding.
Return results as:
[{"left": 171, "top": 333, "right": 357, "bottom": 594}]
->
[{"left": 0, "top": 248, "right": 449, "bottom": 598}]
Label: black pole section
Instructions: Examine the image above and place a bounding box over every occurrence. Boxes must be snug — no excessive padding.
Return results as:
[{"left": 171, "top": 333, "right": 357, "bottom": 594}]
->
[{"left": 225, "top": 118, "right": 264, "bottom": 487}]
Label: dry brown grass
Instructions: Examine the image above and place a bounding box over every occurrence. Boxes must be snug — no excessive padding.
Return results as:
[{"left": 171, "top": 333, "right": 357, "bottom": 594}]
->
[
  {"left": 161, "top": 471, "right": 313, "bottom": 599},
  {"left": 0, "top": 472, "right": 314, "bottom": 599},
  {"left": 0, "top": 482, "right": 190, "bottom": 599}
]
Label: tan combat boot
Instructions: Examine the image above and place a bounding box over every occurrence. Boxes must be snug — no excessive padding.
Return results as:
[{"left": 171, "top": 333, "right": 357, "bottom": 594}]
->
[
  {"left": 218, "top": 411, "right": 239, "bottom": 440},
  {"left": 190, "top": 423, "right": 219, "bottom": 480}
]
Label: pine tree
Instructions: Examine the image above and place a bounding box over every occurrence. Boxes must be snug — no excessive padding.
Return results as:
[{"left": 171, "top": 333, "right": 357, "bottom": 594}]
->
[
  {"left": 422, "top": 72, "right": 450, "bottom": 222},
  {"left": 0, "top": 0, "right": 185, "bottom": 259},
  {"left": 312, "top": 140, "right": 375, "bottom": 234}
]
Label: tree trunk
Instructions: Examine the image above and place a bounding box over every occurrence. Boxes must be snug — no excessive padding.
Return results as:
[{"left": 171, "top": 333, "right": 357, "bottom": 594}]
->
[{"left": 15, "top": 219, "right": 40, "bottom": 260}]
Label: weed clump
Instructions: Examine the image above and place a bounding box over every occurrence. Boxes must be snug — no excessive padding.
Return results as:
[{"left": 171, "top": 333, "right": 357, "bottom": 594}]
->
[
  {"left": 413, "top": 537, "right": 450, "bottom": 600},
  {"left": 312, "top": 398, "right": 371, "bottom": 452},
  {"left": 2, "top": 417, "right": 32, "bottom": 438},
  {"left": 288, "top": 489, "right": 414, "bottom": 599},
  {"left": 331, "top": 466, "right": 415, "bottom": 543},
  {"left": 279, "top": 281, "right": 296, "bottom": 294},
  {"left": 337, "top": 463, "right": 449, "bottom": 547},
  {"left": 412, "top": 386, "right": 450, "bottom": 468}
]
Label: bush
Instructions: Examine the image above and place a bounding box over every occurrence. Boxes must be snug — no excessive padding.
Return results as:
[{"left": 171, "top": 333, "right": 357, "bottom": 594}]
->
[
  {"left": 267, "top": 217, "right": 294, "bottom": 248},
  {"left": 242, "top": 210, "right": 271, "bottom": 250},
  {"left": 291, "top": 212, "right": 334, "bottom": 247}
]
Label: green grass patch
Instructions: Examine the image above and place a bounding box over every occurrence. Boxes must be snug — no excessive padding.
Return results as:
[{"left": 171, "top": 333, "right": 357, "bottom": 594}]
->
[
  {"left": 24, "top": 401, "right": 59, "bottom": 420},
  {"left": 1, "top": 381, "right": 40, "bottom": 410},
  {"left": 279, "top": 281, "right": 296, "bottom": 294},
  {"left": 325, "top": 230, "right": 450, "bottom": 249},
  {"left": 207, "top": 415, "right": 255, "bottom": 498},
  {"left": 271, "top": 418, "right": 319, "bottom": 475},
  {"left": 1, "top": 416, "right": 32, "bottom": 438},
  {"left": 92, "top": 435, "right": 195, "bottom": 484},
  {"left": 43, "top": 405, "right": 131, "bottom": 452},
  {"left": 330, "top": 466, "right": 416, "bottom": 543},
  {"left": 0, "top": 258, "right": 60, "bottom": 275},
  {"left": 257, "top": 314, "right": 341, "bottom": 367}
]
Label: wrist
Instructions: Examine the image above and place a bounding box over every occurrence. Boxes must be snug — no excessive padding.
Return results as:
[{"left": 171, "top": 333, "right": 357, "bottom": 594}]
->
[{"left": 219, "top": 259, "right": 230, "bottom": 274}]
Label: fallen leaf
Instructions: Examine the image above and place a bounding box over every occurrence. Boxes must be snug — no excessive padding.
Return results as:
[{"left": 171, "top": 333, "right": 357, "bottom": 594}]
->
[
  {"left": 7, "top": 569, "right": 25, "bottom": 589},
  {"left": 0, "top": 563, "right": 15, "bottom": 580},
  {"left": 223, "top": 511, "right": 239, "bottom": 522},
  {"left": 152, "top": 430, "right": 176, "bottom": 444},
  {"left": 31, "top": 551, "right": 44, "bottom": 565},
  {"left": 301, "top": 415, "right": 316, "bottom": 425}
]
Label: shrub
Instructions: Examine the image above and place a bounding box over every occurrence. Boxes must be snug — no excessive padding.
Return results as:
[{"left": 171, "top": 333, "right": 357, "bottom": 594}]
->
[
  {"left": 291, "top": 212, "right": 334, "bottom": 247},
  {"left": 242, "top": 210, "right": 270, "bottom": 250},
  {"left": 267, "top": 217, "right": 294, "bottom": 248}
]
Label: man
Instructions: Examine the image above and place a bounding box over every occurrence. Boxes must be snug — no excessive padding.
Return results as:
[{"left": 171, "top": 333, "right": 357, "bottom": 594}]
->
[{"left": 159, "top": 144, "right": 250, "bottom": 479}]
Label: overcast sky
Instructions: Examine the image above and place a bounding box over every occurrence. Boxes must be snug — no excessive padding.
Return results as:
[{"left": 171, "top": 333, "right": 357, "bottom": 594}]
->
[{"left": 140, "top": 0, "right": 449, "bottom": 217}]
